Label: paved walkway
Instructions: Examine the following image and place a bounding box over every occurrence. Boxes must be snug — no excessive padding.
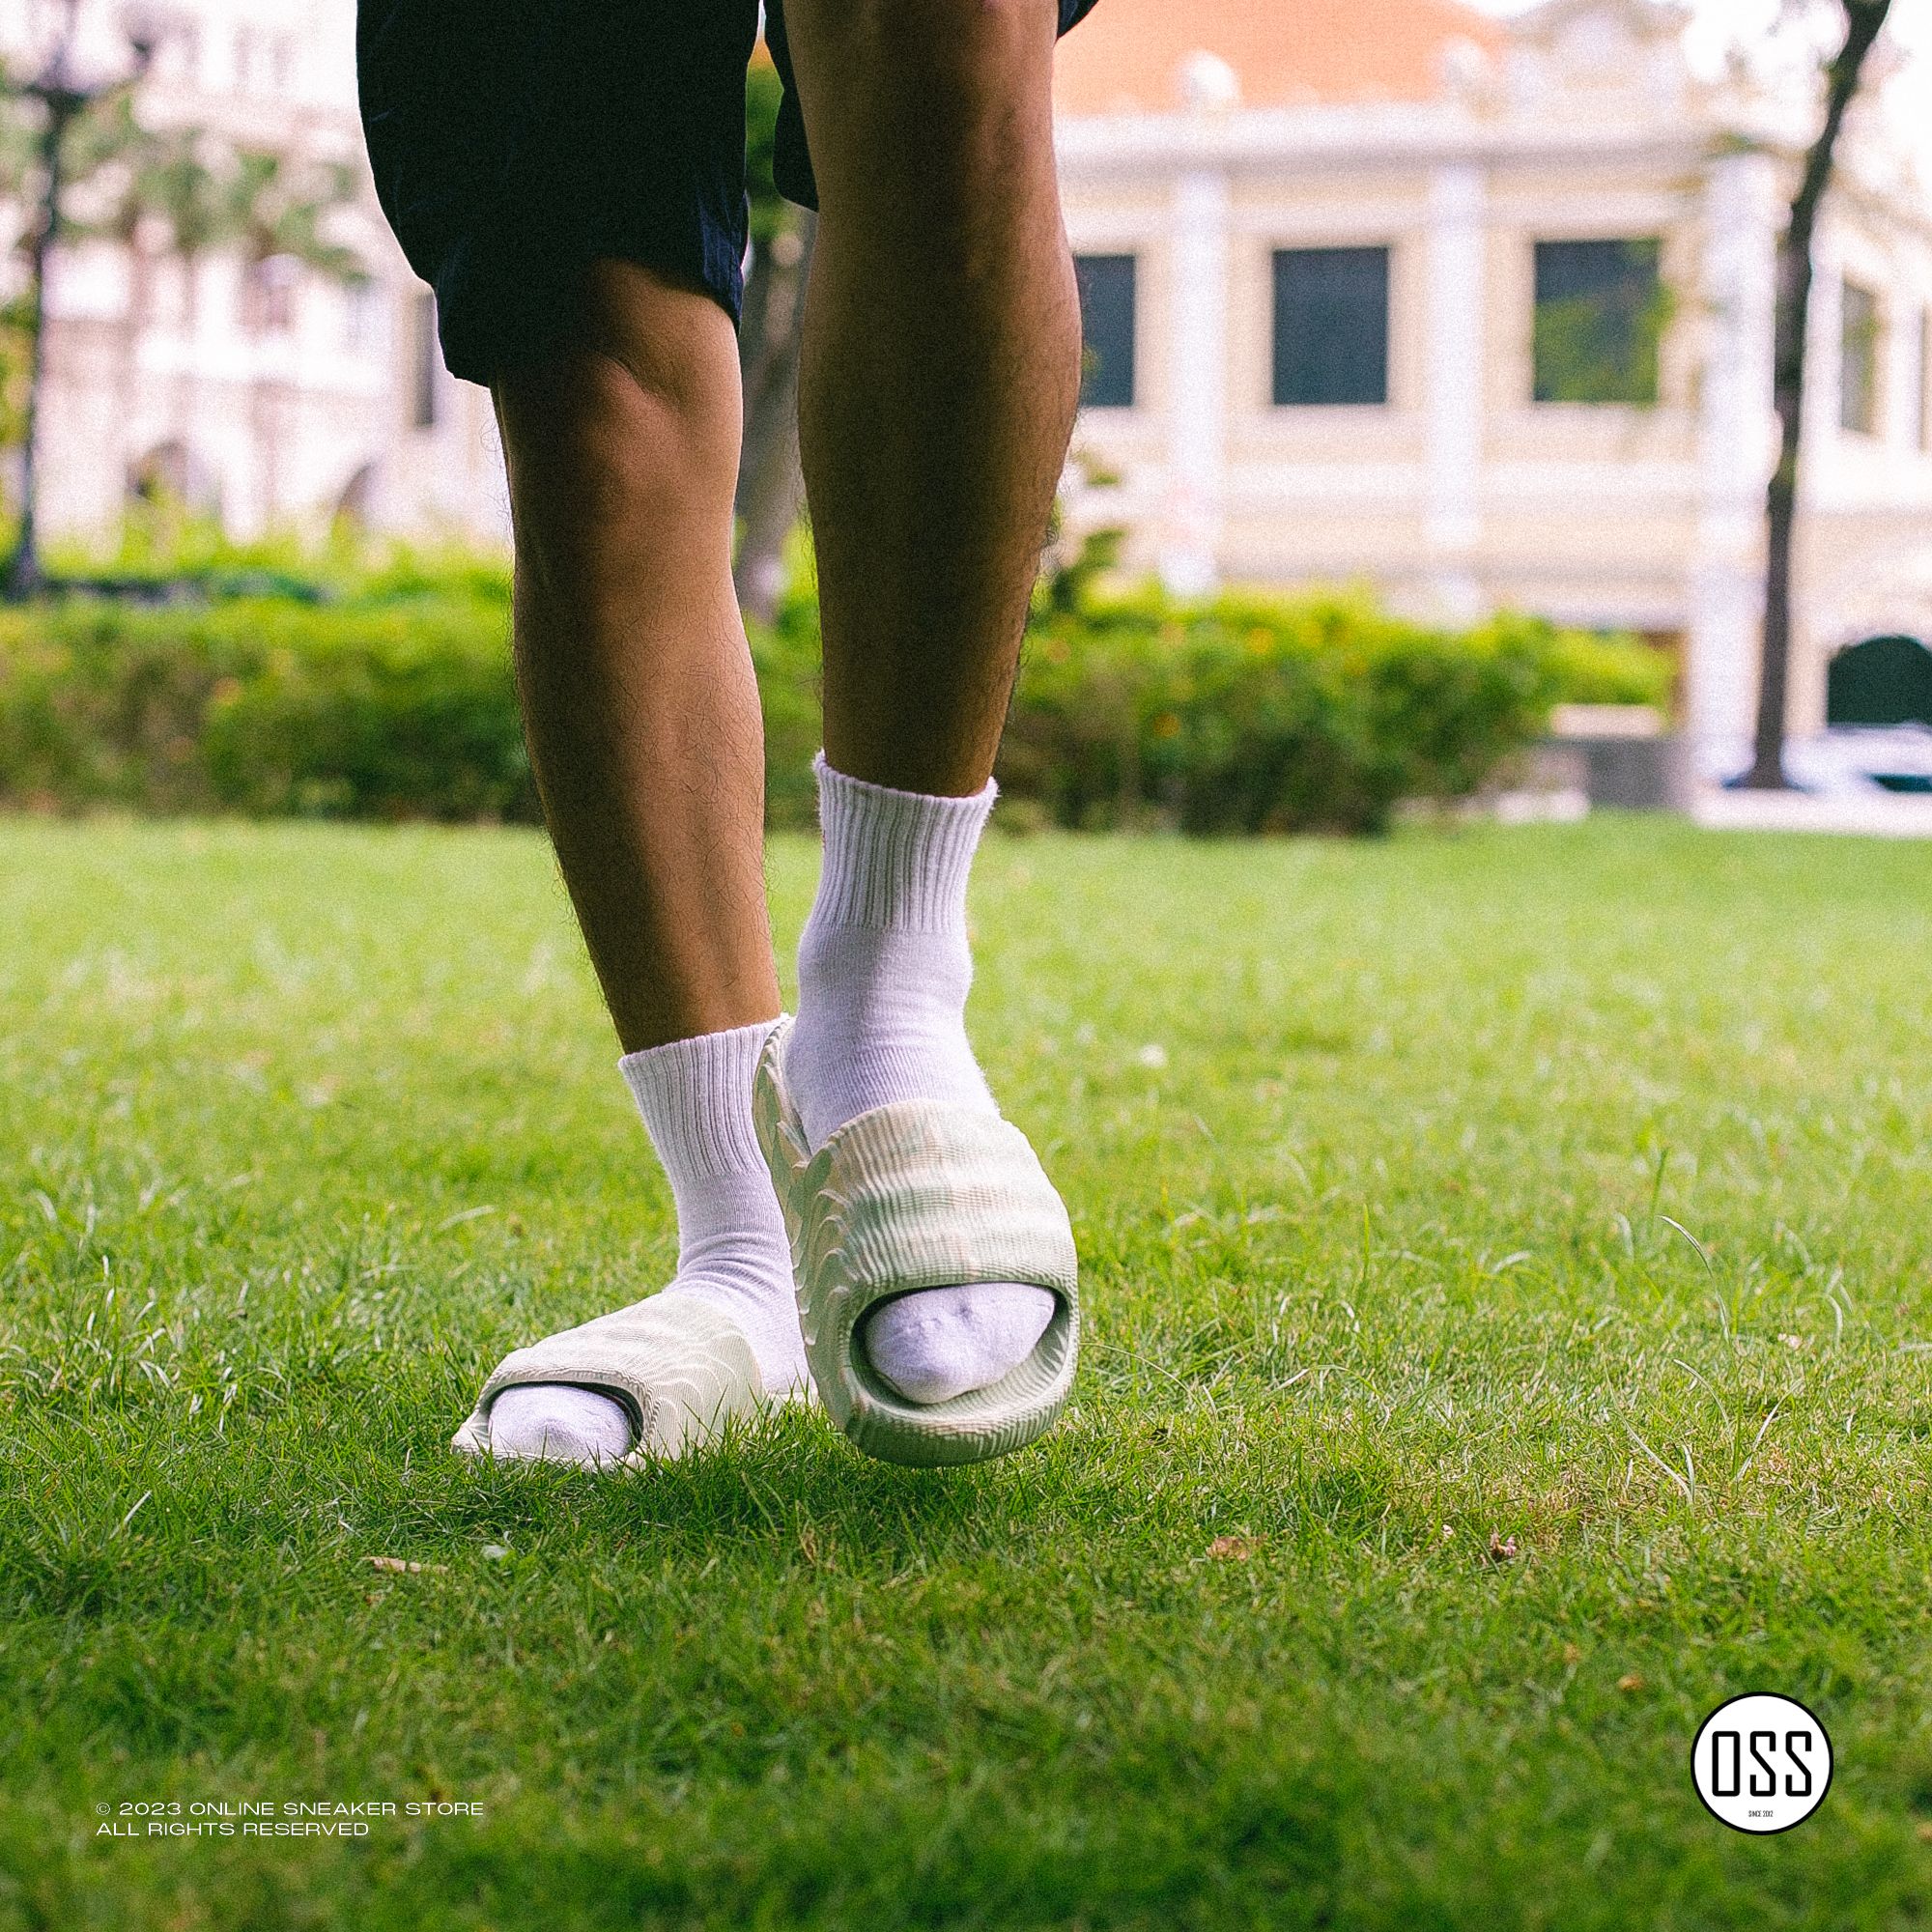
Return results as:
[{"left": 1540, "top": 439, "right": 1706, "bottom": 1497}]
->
[{"left": 1690, "top": 787, "right": 1932, "bottom": 838}]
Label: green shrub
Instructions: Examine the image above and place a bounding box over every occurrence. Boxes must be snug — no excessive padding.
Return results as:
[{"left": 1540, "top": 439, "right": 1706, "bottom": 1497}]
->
[
  {"left": 0, "top": 596, "right": 533, "bottom": 821},
  {"left": 1003, "top": 587, "right": 1664, "bottom": 835},
  {"left": 42, "top": 508, "right": 515, "bottom": 611},
  {"left": 0, "top": 576, "right": 1669, "bottom": 835},
  {"left": 1537, "top": 627, "right": 1676, "bottom": 709},
  {"left": 196, "top": 605, "right": 530, "bottom": 820},
  {"left": 753, "top": 558, "right": 827, "bottom": 832}
]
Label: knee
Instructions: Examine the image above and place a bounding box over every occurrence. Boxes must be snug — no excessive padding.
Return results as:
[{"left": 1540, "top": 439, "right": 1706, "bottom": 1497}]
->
[
  {"left": 833, "top": 0, "right": 1052, "bottom": 56},
  {"left": 495, "top": 271, "right": 742, "bottom": 601},
  {"left": 880, "top": 0, "right": 1055, "bottom": 100},
  {"left": 786, "top": 0, "right": 1057, "bottom": 160},
  {"left": 501, "top": 364, "right": 733, "bottom": 605}
]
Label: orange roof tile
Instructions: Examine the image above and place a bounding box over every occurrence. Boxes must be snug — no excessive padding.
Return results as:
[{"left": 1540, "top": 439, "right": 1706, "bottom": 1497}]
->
[{"left": 1052, "top": 0, "right": 1507, "bottom": 116}]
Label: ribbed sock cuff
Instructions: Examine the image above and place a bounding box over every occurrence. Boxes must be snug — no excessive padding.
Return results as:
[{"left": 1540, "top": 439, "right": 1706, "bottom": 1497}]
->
[
  {"left": 618, "top": 1019, "right": 780, "bottom": 1185},
  {"left": 811, "top": 752, "right": 996, "bottom": 932}
]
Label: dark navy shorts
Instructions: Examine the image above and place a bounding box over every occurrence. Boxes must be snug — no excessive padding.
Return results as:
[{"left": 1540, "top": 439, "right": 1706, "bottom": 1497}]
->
[{"left": 357, "top": 0, "right": 1102, "bottom": 384}]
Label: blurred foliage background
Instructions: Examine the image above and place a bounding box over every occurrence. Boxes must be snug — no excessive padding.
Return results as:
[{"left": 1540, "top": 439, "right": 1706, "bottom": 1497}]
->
[{"left": 0, "top": 519, "right": 1668, "bottom": 834}]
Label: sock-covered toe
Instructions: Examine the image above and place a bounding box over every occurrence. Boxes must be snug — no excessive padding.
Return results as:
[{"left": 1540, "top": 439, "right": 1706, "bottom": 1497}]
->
[
  {"left": 466, "top": 1023, "right": 802, "bottom": 1475},
  {"left": 860, "top": 1281, "right": 1056, "bottom": 1405},
  {"left": 487, "top": 1383, "right": 635, "bottom": 1464}
]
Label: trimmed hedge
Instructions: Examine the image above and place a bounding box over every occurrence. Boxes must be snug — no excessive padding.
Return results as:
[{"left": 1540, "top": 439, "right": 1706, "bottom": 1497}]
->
[
  {"left": 1005, "top": 591, "right": 1667, "bottom": 834},
  {"left": 0, "top": 596, "right": 534, "bottom": 822},
  {"left": 0, "top": 582, "right": 1668, "bottom": 835}
]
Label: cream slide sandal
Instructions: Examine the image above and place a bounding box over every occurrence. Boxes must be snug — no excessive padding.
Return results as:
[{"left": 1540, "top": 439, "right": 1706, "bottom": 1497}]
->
[
  {"left": 753, "top": 1015, "right": 1078, "bottom": 1467},
  {"left": 451, "top": 1290, "right": 784, "bottom": 1467}
]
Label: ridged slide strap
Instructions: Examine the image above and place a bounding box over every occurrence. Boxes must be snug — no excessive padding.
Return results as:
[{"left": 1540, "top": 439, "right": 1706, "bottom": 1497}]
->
[
  {"left": 753, "top": 1015, "right": 1079, "bottom": 1466},
  {"left": 451, "top": 1290, "right": 770, "bottom": 1466}
]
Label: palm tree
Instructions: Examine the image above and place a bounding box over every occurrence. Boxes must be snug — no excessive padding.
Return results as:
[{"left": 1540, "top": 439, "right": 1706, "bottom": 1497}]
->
[
  {"left": 138, "top": 128, "right": 232, "bottom": 496},
  {"left": 0, "top": 0, "right": 157, "bottom": 591},
  {"left": 219, "top": 147, "right": 365, "bottom": 528},
  {"left": 0, "top": 7, "right": 154, "bottom": 594},
  {"left": 145, "top": 128, "right": 230, "bottom": 312},
  {"left": 0, "top": 65, "right": 43, "bottom": 456},
  {"left": 63, "top": 94, "right": 174, "bottom": 488}
]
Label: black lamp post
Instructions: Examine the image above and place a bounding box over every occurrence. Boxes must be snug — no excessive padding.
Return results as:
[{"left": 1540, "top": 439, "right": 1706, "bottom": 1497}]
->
[{"left": 3, "top": 0, "right": 154, "bottom": 600}]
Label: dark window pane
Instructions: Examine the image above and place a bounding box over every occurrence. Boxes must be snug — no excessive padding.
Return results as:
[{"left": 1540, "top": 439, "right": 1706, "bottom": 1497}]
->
[
  {"left": 1840, "top": 279, "right": 1879, "bottom": 436},
  {"left": 1272, "top": 247, "right": 1389, "bottom": 405},
  {"left": 1532, "top": 239, "right": 1664, "bottom": 404},
  {"left": 1074, "top": 254, "right": 1136, "bottom": 407},
  {"left": 1827, "top": 634, "right": 1932, "bottom": 725}
]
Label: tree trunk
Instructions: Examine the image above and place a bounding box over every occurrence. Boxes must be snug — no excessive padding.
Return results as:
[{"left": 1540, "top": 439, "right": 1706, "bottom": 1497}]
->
[
  {"left": 733, "top": 212, "right": 813, "bottom": 623},
  {"left": 171, "top": 253, "right": 201, "bottom": 468},
  {"left": 1743, "top": 0, "right": 1892, "bottom": 788},
  {"left": 117, "top": 235, "right": 151, "bottom": 503}
]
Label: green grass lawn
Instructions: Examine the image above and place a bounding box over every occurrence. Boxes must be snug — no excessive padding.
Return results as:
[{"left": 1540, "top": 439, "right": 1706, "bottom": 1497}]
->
[{"left": 4, "top": 815, "right": 1932, "bottom": 1929}]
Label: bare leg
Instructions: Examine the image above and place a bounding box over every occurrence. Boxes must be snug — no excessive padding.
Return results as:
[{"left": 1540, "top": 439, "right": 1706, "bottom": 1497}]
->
[
  {"left": 779, "top": 0, "right": 1084, "bottom": 1404},
  {"left": 784, "top": 0, "right": 1083, "bottom": 795},
  {"left": 480, "top": 264, "right": 800, "bottom": 1462},
  {"left": 493, "top": 260, "right": 780, "bottom": 1054}
]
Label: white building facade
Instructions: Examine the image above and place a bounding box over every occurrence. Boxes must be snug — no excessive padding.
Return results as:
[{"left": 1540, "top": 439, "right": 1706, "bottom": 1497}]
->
[
  {"left": 1052, "top": 0, "right": 1932, "bottom": 760},
  {"left": 6, "top": 0, "right": 1932, "bottom": 762},
  {"left": 0, "top": 0, "right": 508, "bottom": 547}
]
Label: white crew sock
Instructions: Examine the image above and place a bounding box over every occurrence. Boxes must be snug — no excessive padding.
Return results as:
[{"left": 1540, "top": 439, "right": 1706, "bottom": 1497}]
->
[
  {"left": 484, "top": 1019, "right": 805, "bottom": 1464},
  {"left": 785, "top": 753, "right": 1054, "bottom": 1406}
]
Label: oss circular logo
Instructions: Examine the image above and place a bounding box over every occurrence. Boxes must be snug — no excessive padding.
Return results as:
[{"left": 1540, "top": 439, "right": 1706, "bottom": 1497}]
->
[{"left": 1690, "top": 1692, "right": 1833, "bottom": 1833}]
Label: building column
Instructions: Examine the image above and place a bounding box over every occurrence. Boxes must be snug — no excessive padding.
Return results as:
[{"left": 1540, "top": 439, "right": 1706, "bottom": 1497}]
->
[
  {"left": 1687, "top": 149, "right": 1778, "bottom": 773},
  {"left": 1160, "top": 167, "right": 1229, "bottom": 595},
  {"left": 1424, "top": 161, "right": 1487, "bottom": 620}
]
